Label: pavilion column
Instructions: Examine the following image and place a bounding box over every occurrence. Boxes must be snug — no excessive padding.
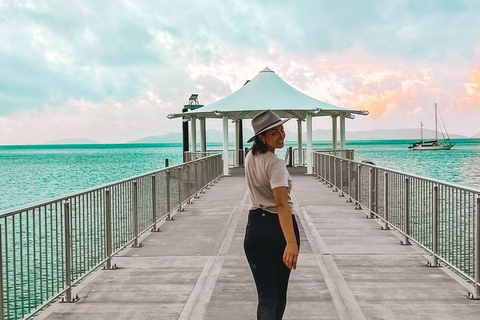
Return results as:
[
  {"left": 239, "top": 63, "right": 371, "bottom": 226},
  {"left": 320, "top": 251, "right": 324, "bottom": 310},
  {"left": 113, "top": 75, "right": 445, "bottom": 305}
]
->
[
  {"left": 332, "top": 115, "right": 338, "bottom": 150},
  {"left": 306, "top": 114, "right": 313, "bottom": 174},
  {"left": 340, "top": 114, "right": 346, "bottom": 150},
  {"left": 297, "top": 119, "right": 303, "bottom": 166},
  {"left": 238, "top": 119, "right": 244, "bottom": 166},
  {"left": 234, "top": 120, "right": 240, "bottom": 167},
  {"left": 200, "top": 117, "right": 206, "bottom": 153},
  {"left": 191, "top": 116, "right": 197, "bottom": 152},
  {"left": 222, "top": 115, "right": 229, "bottom": 175}
]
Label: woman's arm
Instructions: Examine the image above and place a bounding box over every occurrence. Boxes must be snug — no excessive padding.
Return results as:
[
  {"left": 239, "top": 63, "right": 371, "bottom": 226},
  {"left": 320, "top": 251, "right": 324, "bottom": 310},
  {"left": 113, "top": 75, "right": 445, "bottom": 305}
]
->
[{"left": 273, "top": 186, "right": 298, "bottom": 270}]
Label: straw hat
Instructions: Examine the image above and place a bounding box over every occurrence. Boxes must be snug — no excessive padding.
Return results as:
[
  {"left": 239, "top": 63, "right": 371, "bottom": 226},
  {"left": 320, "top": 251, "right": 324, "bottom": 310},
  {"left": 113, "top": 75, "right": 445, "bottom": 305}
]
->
[{"left": 247, "top": 110, "right": 290, "bottom": 143}]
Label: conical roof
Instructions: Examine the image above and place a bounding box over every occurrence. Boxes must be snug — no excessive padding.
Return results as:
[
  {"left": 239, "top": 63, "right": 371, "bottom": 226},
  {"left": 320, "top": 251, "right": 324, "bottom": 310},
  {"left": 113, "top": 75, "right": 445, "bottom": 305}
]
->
[{"left": 168, "top": 68, "right": 368, "bottom": 120}]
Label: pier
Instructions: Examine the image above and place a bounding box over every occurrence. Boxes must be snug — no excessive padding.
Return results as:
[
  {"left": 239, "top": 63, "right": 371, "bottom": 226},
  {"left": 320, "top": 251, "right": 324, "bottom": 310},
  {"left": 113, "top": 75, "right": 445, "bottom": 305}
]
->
[{"left": 32, "top": 166, "right": 480, "bottom": 320}]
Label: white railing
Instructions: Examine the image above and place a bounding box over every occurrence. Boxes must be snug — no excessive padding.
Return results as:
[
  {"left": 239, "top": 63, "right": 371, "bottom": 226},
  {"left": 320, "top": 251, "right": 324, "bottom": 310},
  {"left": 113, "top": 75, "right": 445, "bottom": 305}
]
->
[{"left": 313, "top": 151, "right": 480, "bottom": 299}]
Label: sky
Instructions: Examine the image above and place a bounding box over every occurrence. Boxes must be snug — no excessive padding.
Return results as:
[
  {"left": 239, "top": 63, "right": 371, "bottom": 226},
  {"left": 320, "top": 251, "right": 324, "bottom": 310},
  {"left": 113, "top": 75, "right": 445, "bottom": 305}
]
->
[{"left": 1, "top": 0, "right": 480, "bottom": 145}]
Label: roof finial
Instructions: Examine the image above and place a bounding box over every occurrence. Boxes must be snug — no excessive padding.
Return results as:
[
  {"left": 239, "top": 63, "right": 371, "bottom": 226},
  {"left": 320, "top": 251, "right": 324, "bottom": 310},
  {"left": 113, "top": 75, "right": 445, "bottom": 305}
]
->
[{"left": 260, "top": 67, "right": 274, "bottom": 73}]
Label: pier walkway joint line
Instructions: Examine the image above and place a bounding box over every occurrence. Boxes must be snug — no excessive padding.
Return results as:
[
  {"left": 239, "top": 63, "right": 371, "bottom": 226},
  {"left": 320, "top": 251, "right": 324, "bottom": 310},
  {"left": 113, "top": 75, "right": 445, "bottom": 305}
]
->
[{"left": 37, "top": 167, "right": 480, "bottom": 320}]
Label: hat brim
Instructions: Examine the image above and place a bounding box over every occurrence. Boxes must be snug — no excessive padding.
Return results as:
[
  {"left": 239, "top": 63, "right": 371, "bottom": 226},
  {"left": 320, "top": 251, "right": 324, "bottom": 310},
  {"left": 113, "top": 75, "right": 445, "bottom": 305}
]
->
[{"left": 247, "top": 118, "right": 290, "bottom": 143}]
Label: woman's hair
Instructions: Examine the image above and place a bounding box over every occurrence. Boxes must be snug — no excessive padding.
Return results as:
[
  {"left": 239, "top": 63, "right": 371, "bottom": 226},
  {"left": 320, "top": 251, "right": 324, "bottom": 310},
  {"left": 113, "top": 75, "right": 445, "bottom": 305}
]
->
[{"left": 251, "top": 134, "right": 268, "bottom": 155}]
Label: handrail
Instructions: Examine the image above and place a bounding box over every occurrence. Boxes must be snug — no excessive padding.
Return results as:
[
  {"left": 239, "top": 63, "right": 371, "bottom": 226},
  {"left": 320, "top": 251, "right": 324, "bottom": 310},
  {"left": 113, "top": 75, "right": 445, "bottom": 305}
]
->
[
  {"left": 313, "top": 151, "right": 480, "bottom": 299},
  {"left": 0, "top": 153, "right": 223, "bottom": 320},
  {"left": 292, "top": 148, "right": 354, "bottom": 166}
]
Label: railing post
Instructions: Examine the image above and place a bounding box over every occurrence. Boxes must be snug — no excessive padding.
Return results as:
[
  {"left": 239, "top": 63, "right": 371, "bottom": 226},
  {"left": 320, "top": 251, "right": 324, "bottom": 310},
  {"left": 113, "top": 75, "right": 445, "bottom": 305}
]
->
[
  {"left": 328, "top": 156, "right": 332, "bottom": 188},
  {"left": 427, "top": 184, "right": 440, "bottom": 266},
  {"left": 347, "top": 162, "right": 352, "bottom": 203},
  {"left": 468, "top": 196, "right": 480, "bottom": 299},
  {"left": 367, "top": 167, "right": 374, "bottom": 218},
  {"left": 64, "top": 200, "right": 72, "bottom": 300},
  {"left": 178, "top": 167, "right": 184, "bottom": 212},
  {"left": 187, "top": 164, "right": 193, "bottom": 204},
  {"left": 400, "top": 177, "right": 412, "bottom": 245},
  {"left": 0, "top": 228, "right": 3, "bottom": 320},
  {"left": 61, "top": 200, "right": 78, "bottom": 302},
  {"left": 381, "top": 172, "right": 390, "bottom": 230},
  {"left": 166, "top": 170, "right": 174, "bottom": 221},
  {"left": 209, "top": 157, "right": 215, "bottom": 186},
  {"left": 355, "top": 164, "right": 362, "bottom": 210},
  {"left": 200, "top": 160, "right": 206, "bottom": 193},
  {"left": 151, "top": 175, "right": 159, "bottom": 232},
  {"left": 323, "top": 155, "right": 328, "bottom": 185},
  {"left": 132, "top": 181, "right": 142, "bottom": 247},
  {"left": 333, "top": 158, "right": 338, "bottom": 192},
  {"left": 194, "top": 162, "right": 199, "bottom": 199},
  {"left": 339, "top": 160, "right": 344, "bottom": 197}
]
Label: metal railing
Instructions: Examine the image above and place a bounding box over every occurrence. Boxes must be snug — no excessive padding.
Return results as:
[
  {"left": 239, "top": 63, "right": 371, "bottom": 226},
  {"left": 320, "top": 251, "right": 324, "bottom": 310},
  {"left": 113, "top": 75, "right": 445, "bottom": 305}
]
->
[
  {"left": 292, "top": 148, "right": 354, "bottom": 166},
  {"left": 313, "top": 151, "right": 480, "bottom": 299},
  {"left": 0, "top": 154, "right": 223, "bottom": 320},
  {"left": 184, "top": 150, "right": 236, "bottom": 167}
]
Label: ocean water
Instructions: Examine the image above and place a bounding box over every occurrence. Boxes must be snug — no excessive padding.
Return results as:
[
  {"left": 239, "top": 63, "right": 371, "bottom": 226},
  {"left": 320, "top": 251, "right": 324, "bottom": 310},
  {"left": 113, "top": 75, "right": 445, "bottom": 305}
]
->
[{"left": 1, "top": 139, "right": 479, "bottom": 213}]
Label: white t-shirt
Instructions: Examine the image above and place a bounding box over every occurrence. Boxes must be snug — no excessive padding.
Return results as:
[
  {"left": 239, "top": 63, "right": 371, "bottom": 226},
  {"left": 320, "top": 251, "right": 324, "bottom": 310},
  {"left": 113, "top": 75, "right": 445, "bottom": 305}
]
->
[{"left": 245, "top": 150, "right": 293, "bottom": 213}]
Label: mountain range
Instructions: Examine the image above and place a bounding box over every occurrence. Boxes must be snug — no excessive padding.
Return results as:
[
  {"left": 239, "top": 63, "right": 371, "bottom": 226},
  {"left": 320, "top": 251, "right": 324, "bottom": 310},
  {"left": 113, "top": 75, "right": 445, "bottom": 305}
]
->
[
  {"left": 45, "top": 138, "right": 98, "bottom": 144},
  {"left": 129, "top": 128, "right": 469, "bottom": 143},
  {"left": 41, "top": 128, "right": 475, "bottom": 145}
]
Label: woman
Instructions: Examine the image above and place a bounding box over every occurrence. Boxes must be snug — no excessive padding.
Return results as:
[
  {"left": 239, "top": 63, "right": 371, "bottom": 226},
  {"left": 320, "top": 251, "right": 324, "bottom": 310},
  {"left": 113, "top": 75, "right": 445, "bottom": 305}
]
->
[{"left": 244, "top": 110, "right": 300, "bottom": 320}]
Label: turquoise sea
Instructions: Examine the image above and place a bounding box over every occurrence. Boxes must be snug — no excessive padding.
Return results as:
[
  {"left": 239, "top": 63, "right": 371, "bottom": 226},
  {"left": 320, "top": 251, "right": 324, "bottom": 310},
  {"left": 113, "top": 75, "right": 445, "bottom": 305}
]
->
[{"left": 1, "top": 139, "right": 479, "bottom": 213}]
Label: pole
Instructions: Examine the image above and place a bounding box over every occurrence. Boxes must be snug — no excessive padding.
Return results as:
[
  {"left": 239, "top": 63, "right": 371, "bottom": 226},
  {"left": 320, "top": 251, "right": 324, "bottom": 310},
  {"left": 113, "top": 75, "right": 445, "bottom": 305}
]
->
[
  {"left": 401, "top": 177, "right": 412, "bottom": 245},
  {"left": 222, "top": 115, "right": 229, "bottom": 175},
  {"left": 428, "top": 184, "right": 439, "bottom": 266},
  {"left": 178, "top": 167, "right": 184, "bottom": 211},
  {"left": 182, "top": 108, "right": 189, "bottom": 162},
  {"left": 355, "top": 164, "right": 362, "bottom": 210},
  {"left": 64, "top": 200, "right": 72, "bottom": 301},
  {"left": 306, "top": 114, "right": 313, "bottom": 174},
  {"left": 381, "top": 172, "right": 390, "bottom": 230},
  {"left": 166, "top": 170, "right": 173, "bottom": 221},
  {"left": 297, "top": 119, "right": 303, "bottom": 166},
  {"left": 132, "top": 181, "right": 141, "bottom": 247},
  {"left": 239, "top": 119, "right": 244, "bottom": 166},
  {"left": 368, "top": 167, "right": 373, "bottom": 219},
  {"left": 468, "top": 196, "right": 480, "bottom": 299},
  {"left": 151, "top": 175, "right": 159, "bottom": 232},
  {"left": 0, "top": 228, "right": 3, "bottom": 320}
]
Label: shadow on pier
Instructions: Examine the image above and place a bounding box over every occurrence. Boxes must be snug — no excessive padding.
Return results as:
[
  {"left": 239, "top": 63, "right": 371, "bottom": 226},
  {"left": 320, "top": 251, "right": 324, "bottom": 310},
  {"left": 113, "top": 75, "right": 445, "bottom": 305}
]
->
[{"left": 37, "top": 167, "right": 480, "bottom": 320}]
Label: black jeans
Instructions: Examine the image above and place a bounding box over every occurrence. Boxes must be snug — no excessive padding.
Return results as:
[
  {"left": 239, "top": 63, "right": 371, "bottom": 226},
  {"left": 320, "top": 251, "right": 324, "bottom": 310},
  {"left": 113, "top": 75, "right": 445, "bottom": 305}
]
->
[{"left": 244, "top": 209, "right": 300, "bottom": 320}]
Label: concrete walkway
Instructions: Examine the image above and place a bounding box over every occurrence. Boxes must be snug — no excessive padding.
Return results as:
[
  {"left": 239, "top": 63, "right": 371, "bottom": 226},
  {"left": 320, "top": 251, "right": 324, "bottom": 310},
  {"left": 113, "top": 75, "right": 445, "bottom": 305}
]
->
[{"left": 37, "top": 167, "right": 480, "bottom": 320}]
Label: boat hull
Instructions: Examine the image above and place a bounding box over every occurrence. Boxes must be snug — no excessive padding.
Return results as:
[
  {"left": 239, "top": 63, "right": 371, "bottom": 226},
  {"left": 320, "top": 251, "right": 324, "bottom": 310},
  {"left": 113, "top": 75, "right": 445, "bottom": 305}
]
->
[{"left": 411, "top": 144, "right": 454, "bottom": 150}]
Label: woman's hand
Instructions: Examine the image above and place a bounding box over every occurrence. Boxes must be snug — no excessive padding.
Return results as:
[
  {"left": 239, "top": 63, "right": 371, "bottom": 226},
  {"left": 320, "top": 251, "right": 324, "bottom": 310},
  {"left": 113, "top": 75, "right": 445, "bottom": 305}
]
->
[{"left": 283, "top": 242, "right": 299, "bottom": 270}]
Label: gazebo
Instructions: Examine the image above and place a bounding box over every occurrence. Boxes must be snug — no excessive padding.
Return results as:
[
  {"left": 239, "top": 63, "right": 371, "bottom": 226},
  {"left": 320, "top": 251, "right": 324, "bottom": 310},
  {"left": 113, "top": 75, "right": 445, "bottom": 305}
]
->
[{"left": 168, "top": 67, "right": 369, "bottom": 175}]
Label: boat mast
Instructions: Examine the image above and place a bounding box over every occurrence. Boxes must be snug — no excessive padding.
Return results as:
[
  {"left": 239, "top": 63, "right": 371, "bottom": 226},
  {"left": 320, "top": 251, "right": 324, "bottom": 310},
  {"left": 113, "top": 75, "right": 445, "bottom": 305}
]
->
[{"left": 435, "top": 103, "right": 438, "bottom": 141}]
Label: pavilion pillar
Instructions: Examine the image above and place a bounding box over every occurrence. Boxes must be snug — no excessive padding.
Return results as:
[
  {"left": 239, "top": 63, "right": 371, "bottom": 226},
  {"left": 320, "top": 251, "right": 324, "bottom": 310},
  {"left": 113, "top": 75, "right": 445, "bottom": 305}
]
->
[
  {"left": 297, "top": 119, "right": 303, "bottom": 166},
  {"left": 200, "top": 118, "right": 206, "bottom": 153},
  {"left": 340, "top": 114, "right": 346, "bottom": 150},
  {"left": 222, "top": 115, "right": 229, "bottom": 175},
  {"left": 239, "top": 119, "right": 244, "bottom": 166},
  {"left": 306, "top": 114, "right": 313, "bottom": 174},
  {"left": 235, "top": 120, "right": 240, "bottom": 167},
  {"left": 191, "top": 116, "right": 197, "bottom": 152},
  {"left": 332, "top": 115, "right": 338, "bottom": 150}
]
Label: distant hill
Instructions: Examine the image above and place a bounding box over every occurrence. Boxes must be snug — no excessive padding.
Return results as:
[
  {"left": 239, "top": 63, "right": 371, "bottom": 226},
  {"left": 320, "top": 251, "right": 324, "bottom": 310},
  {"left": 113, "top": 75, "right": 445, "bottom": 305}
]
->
[
  {"left": 45, "top": 138, "right": 98, "bottom": 144},
  {"left": 130, "top": 128, "right": 256, "bottom": 143},
  {"left": 471, "top": 132, "right": 480, "bottom": 138},
  {"left": 341, "top": 128, "right": 466, "bottom": 141},
  {"left": 292, "top": 128, "right": 466, "bottom": 141},
  {"left": 131, "top": 127, "right": 468, "bottom": 144}
]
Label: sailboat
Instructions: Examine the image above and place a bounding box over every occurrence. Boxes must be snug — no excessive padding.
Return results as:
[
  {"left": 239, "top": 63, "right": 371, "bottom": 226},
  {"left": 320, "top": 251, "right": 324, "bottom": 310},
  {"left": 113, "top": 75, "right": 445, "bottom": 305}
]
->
[{"left": 408, "top": 103, "right": 454, "bottom": 150}]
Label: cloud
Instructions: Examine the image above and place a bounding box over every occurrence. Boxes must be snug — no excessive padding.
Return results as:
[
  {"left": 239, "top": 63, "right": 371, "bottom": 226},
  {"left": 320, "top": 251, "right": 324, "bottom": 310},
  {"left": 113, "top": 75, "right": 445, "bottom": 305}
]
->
[
  {"left": 0, "top": 89, "right": 183, "bottom": 145},
  {"left": 463, "top": 67, "right": 480, "bottom": 106},
  {"left": 3, "top": 0, "right": 480, "bottom": 143}
]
